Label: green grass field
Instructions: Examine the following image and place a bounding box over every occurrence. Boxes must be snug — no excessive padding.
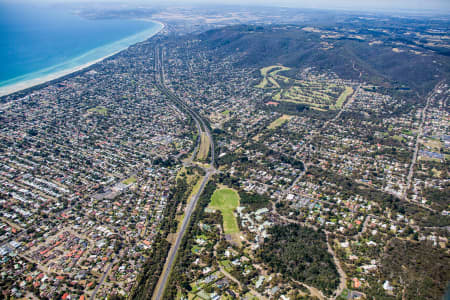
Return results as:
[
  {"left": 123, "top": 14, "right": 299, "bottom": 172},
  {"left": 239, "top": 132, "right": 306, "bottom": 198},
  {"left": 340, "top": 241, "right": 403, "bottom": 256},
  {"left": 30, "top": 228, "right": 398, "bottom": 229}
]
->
[
  {"left": 260, "top": 65, "right": 283, "bottom": 77},
  {"left": 209, "top": 188, "right": 240, "bottom": 235},
  {"left": 255, "top": 77, "right": 269, "bottom": 88},
  {"left": 422, "top": 138, "right": 442, "bottom": 151},
  {"left": 87, "top": 105, "right": 108, "bottom": 116},
  {"left": 256, "top": 65, "right": 290, "bottom": 89},
  {"left": 268, "top": 77, "right": 281, "bottom": 88},
  {"left": 333, "top": 86, "right": 354, "bottom": 109},
  {"left": 268, "top": 114, "right": 294, "bottom": 129},
  {"left": 188, "top": 176, "right": 204, "bottom": 202},
  {"left": 122, "top": 176, "right": 137, "bottom": 185},
  {"left": 256, "top": 65, "right": 349, "bottom": 111},
  {"left": 392, "top": 135, "right": 405, "bottom": 142}
]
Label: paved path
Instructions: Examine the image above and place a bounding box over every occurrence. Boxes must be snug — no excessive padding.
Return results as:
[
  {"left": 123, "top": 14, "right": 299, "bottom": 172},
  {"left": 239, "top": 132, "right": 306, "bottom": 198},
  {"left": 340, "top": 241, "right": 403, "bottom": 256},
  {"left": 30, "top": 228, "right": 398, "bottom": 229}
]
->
[
  {"left": 325, "top": 232, "right": 347, "bottom": 299},
  {"left": 292, "top": 279, "right": 327, "bottom": 300},
  {"left": 219, "top": 266, "right": 266, "bottom": 300}
]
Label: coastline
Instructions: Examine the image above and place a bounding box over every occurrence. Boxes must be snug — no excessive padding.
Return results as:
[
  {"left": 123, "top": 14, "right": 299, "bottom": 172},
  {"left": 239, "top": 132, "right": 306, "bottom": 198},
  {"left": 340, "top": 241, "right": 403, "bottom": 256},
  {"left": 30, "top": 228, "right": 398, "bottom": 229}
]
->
[{"left": 0, "top": 20, "right": 164, "bottom": 97}]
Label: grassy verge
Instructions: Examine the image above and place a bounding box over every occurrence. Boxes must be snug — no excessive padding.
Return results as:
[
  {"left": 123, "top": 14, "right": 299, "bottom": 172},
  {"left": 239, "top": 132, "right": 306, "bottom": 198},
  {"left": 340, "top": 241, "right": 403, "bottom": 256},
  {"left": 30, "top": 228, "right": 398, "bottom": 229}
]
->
[
  {"left": 176, "top": 176, "right": 205, "bottom": 231},
  {"left": 196, "top": 133, "right": 210, "bottom": 161}
]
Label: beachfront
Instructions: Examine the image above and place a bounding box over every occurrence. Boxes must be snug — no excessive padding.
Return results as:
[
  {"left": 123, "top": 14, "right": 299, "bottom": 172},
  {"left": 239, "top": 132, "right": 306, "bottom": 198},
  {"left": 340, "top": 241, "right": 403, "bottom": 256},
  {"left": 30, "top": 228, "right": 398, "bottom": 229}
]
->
[{"left": 0, "top": 21, "right": 164, "bottom": 97}]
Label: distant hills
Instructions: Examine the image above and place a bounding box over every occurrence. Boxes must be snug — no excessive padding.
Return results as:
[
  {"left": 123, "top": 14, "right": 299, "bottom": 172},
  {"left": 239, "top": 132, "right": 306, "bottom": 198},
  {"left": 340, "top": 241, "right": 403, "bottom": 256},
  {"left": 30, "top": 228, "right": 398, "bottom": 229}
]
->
[{"left": 198, "top": 25, "right": 450, "bottom": 96}]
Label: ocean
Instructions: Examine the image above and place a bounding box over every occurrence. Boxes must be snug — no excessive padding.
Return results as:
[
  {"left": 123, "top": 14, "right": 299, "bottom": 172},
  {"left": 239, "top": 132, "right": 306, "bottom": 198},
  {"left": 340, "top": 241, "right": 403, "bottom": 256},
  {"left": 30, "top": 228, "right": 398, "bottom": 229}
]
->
[{"left": 0, "top": 3, "right": 161, "bottom": 93}]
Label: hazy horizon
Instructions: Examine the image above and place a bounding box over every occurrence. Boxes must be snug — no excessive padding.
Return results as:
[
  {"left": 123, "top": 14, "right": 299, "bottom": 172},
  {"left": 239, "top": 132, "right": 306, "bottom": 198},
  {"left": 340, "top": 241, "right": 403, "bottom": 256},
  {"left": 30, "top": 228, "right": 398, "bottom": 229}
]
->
[{"left": 2, "top": 0, "right": 450, "bottom": 14}]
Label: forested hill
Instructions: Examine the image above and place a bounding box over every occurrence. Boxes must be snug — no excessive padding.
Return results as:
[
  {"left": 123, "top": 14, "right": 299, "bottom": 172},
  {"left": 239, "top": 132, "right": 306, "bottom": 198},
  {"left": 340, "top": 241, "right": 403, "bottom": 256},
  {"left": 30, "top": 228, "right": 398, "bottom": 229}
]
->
[{"left": 197, "top": 24, "right": 450, "bottom": 96}]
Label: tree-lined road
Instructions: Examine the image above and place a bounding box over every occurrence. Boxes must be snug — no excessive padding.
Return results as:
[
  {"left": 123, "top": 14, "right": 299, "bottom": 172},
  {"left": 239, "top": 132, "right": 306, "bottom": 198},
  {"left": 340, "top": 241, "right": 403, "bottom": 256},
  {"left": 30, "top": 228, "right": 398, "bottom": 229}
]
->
[{"left": 152, "top": 46, "right": 216, "bottom": 300}]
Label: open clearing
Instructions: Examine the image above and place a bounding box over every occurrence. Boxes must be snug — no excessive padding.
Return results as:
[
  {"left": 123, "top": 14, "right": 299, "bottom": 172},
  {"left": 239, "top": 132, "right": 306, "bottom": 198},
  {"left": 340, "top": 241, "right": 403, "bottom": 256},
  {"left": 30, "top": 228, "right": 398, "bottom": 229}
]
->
[
  {"left": 268, "top": 115, "right": 294, "bottom": 129},
  {"left": 176, "top": 166, "right": 199, "bottom": 185},
  {"left": 392, "top": 135, "right": 405, "bottom": 142},
  {"left": 260, "top": 65, "right": 290, "bottom": 77},
  {"left": 87, "top": 105, "right": 108, "bottom": 116},
  {"left": 209, "top": 188, "right": 241, "bottom": 244},
  {"left": 431, "top": 168, "right": 442, "bottom": 178},
  {"left": 196, "top": 132, "right": 210, "bottom": 161},
  {"left": 122, "top": 176, "right": 137, "bottom": 185},
  {"left": 422, "top": 138, "right": 442, "bottom": 151},
  {"left": 252, "top": 133, "right": 262, "bottom": 141},
  {"left": 310, "top": 106, "right": 328, "bottom": 112},
  {"left": 188, "top": 176, "right": 204, "bottom": 203},
  {"left": 282, "top": 81, "right": 343, "bottom": 109}
]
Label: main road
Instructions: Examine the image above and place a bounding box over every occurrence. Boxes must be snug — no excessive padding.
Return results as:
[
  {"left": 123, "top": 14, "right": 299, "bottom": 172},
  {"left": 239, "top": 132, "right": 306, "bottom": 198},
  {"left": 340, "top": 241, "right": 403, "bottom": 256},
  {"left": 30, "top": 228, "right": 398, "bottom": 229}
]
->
[
  {"left": 90, "top": 258, "right": 117, "bottom": 299},
  {"left": 152, "top": 46, "right": 216, "bottom": 300},
  {"left": 403, "top": 81, "right": 444, "bottom": 207}
]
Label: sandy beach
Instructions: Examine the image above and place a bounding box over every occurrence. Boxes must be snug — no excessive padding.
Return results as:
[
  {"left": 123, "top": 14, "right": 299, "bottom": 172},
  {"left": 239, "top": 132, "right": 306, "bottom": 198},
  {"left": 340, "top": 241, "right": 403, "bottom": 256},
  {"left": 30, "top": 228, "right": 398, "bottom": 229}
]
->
[{"left": 0, "top": 21, "right": 164, "bottom": 97}]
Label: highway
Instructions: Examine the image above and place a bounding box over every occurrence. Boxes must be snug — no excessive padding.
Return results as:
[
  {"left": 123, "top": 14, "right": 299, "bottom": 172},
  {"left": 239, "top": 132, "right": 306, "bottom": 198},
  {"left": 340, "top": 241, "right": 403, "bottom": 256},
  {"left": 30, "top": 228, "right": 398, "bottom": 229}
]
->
[
  {"left": 152, "top": 46, "right": 216, "bottom": 300},
  {"left": 153, "top": 170, "right": 212, "bottom": 300}
]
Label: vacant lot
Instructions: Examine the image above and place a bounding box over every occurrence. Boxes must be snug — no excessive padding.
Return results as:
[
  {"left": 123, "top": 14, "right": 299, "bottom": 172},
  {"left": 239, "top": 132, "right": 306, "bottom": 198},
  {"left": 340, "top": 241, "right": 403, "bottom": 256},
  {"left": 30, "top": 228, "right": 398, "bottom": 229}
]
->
[{"left": 422, "top": 138, "right": 442, "bottom": 151}]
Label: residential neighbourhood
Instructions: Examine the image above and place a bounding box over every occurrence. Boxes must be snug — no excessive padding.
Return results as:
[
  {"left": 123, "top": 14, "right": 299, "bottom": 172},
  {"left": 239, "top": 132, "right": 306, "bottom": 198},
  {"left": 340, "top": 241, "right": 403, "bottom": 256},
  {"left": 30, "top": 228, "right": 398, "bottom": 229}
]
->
[{"left": 1, "top": 6, "right": 449, "bottom": 300}]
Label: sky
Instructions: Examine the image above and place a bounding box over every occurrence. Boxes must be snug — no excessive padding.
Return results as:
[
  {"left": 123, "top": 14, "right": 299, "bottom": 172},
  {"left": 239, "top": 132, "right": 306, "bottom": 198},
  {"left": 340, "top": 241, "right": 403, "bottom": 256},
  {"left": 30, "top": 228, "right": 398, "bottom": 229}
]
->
[
  {"left": 176, "top": 0, "right": 450, "bottom": 12},
  {"left": 2, "top": 0, "right": 450, "bottom": 13}
]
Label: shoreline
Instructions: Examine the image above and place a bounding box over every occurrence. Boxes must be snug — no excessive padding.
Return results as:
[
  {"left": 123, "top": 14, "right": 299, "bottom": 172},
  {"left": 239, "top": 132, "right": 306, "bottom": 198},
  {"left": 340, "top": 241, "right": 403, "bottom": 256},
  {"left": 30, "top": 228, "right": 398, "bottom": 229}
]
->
[{"left": 0, "top": 20, "right": 164, "bottom": 98}]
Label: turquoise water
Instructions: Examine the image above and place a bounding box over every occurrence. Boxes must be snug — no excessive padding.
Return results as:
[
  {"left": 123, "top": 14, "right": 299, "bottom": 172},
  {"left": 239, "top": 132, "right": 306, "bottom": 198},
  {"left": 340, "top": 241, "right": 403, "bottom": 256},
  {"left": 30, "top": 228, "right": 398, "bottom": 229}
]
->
[{"left": 0, "top": 3, "right": 161, "bottom": 89}]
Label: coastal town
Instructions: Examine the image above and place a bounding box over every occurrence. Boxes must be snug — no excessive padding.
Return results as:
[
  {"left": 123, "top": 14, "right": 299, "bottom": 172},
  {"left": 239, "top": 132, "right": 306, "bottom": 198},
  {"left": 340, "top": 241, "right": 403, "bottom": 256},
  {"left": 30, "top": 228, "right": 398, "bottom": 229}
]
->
[
  {"left": 154, "top": 28, "right": 449, "bottom": 300},
  {"left": 0, "top": 6, "right": 449, "bottom": 300},
  {"left": 0, "top": 50, "right": 195, "bottom": 298}
]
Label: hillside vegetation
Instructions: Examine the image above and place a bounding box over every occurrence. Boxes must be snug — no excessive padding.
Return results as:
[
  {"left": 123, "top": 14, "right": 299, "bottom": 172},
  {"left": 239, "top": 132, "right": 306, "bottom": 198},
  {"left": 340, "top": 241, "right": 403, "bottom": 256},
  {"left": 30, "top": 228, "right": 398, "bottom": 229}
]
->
[
  {"left": 199, "top": 25, "right": 450, "bottom": 95},
  {"left": 260, "top": 224, "right": 339, "bottom": 296}
]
